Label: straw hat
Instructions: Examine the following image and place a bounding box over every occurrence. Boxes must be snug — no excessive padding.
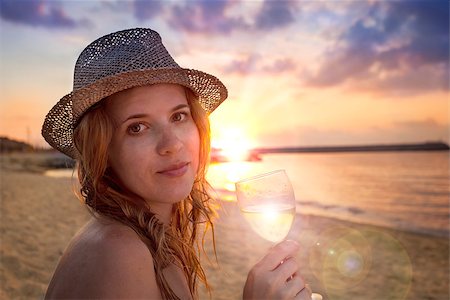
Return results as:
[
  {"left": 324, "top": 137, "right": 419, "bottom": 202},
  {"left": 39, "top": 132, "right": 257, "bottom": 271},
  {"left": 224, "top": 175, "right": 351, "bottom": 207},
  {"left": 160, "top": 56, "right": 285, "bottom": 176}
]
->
[{"left": 42, "top": 28, "right": 228, "bottom": 159}]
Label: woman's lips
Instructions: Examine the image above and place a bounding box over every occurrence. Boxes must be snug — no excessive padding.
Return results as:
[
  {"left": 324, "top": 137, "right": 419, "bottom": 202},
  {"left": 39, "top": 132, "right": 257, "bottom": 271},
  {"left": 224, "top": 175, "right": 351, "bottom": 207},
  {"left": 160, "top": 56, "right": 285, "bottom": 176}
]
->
[{"left": 157, "top": 162, "right": 189, "bottom": 177}]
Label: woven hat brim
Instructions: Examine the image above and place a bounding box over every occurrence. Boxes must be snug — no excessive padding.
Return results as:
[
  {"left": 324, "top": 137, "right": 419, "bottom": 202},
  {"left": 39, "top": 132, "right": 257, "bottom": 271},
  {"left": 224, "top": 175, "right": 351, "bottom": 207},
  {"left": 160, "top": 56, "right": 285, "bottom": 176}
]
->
[{"left": 42, "top": 68, "right": 227, "bottom": 159}]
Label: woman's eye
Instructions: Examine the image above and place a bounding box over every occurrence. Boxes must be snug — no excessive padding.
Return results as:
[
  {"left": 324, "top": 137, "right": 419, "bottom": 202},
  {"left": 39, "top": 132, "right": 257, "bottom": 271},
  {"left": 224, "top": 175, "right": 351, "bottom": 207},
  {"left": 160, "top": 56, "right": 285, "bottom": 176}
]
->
[
  {"left": 172, "top": 112, "right": 187, "bottom": 122},
  {"left": 127, "top": 123, "right": 147, "bottom": 134}
]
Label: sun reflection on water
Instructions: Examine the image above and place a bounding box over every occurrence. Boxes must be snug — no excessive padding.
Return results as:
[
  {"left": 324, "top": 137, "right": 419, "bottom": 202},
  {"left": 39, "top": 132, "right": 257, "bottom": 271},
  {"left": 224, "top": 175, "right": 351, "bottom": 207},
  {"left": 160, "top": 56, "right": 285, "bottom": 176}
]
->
[{"left": 206, "top": 160, "right": 270, "bottom": 201}]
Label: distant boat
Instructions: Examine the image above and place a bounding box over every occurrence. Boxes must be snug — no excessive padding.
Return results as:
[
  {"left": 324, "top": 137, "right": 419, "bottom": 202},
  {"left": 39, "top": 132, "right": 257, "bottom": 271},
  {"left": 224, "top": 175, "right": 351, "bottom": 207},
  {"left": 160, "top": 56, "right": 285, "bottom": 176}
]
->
[{"left": 210, "top": 148, "right": 261, "bottom": 163}]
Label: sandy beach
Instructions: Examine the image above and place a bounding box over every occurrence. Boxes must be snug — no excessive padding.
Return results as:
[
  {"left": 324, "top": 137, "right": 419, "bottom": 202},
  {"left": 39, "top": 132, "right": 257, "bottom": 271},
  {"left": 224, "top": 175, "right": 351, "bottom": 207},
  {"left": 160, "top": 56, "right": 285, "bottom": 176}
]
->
[{"left": 1, "top": 152, "right": 448, "bottom": 299}]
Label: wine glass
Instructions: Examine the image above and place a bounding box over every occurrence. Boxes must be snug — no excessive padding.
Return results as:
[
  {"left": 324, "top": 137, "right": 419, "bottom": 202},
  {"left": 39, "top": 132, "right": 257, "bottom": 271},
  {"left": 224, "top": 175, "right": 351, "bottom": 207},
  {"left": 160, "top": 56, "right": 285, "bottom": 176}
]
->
[
  {"left": 235, "top": 169, "right": 323, "bottom": 300},
  {"left": 235, "top": 169, "right": 296, "bottom": 243}
]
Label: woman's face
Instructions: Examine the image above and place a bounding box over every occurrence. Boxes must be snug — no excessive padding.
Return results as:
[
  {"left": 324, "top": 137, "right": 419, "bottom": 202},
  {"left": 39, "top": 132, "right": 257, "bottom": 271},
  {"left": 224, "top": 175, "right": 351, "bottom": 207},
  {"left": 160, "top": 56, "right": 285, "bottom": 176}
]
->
[{"left": 105, "top": 84, "right": 200, "bottom": 220}]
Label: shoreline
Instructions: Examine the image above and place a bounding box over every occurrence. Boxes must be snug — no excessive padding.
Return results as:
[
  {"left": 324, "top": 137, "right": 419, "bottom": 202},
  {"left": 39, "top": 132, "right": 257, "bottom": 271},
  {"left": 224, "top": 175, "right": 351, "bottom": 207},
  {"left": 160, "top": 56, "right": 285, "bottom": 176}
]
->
[
  {"left": 296, "top": 211, "right": 449, "bottom": 239},
  {"left": 1, "top": 153, "right": 449, "bottom": 299},
  {"left": 212, "top": 187, "right": 449, "bottom": 239},
  {"left": 2, "top": 151, "right": 448, "bottom": 237}
]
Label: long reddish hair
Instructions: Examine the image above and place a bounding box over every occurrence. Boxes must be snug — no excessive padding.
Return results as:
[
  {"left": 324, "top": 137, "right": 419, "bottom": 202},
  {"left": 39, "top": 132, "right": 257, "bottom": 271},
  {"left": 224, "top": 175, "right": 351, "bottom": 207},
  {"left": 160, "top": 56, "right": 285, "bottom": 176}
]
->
[{"left": 73, "top": 86, "right": 216, "bottom": 299}]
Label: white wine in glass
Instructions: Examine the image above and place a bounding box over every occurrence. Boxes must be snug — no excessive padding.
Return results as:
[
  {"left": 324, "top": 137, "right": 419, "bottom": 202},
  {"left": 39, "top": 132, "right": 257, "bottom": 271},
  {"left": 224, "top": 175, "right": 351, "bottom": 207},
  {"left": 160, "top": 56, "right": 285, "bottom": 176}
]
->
[
  {"left": 236, "top": 169, "right": 323, "bottom": 300},
  {"left": 235, "top": 169, "right": 296, "bottom": 243}
]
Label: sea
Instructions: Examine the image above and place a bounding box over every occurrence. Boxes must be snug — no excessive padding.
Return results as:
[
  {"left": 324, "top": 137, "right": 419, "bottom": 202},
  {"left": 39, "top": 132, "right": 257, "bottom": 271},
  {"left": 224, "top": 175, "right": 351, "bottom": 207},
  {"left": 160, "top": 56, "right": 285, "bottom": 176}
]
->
[
  {"left": 206, "top": 151, "right": 450, "bottom": 237},
  {"left": 46, "top": 151, "right": 449, "bottom": 237}
]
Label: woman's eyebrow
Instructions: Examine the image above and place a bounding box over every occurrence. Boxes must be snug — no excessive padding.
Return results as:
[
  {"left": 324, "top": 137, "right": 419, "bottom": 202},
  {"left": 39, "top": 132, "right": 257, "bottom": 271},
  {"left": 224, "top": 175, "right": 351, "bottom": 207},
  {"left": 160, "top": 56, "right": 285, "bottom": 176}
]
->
[
  {"left": 121, "top": 113, "right": 149, "bottom": 124},
  {"left": 120, "top": 104, "right": 189, "bottom": 124},
  {"left": 171, "top": 104, "right": 189, "bottom": 112}
]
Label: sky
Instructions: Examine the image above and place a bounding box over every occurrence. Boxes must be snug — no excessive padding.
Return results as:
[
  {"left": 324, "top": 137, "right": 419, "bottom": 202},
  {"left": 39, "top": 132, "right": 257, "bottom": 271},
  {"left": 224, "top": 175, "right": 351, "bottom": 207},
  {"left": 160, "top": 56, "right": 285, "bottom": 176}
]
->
[{"left": 0, "top": 0, "right": 448, "bottom": 149}]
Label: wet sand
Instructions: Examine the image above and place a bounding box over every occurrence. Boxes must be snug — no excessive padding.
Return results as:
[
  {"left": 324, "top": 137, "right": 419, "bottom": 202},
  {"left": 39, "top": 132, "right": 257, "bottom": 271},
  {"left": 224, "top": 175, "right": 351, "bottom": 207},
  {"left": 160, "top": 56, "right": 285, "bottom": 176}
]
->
[{"left": 1, "top": 152, "right": 448, "bottom": 299}]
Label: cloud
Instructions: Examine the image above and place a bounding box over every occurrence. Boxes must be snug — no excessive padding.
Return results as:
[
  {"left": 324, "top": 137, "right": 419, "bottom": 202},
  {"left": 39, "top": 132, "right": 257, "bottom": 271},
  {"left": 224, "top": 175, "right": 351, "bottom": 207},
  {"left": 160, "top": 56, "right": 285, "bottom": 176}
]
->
[
  {"left": 132, "top": 0, "right": 298, "bottom": 34},
  {"left": 165, "top": 0, "right": 247, "bottom": 34},
  {"left": 262, "top": 58, "right": 297, "bottom": 73},
  {"left": 254, "top": 0, "right": 298, "bottom": 30},
  {"left": 133, "top": 0, "right": 164, "bottom": 21},
  {"left": 223, "top": 54, "right": 259, "bottom": 75},
  {"left": 306, "top": 0, "right": 449, "bottom": 93},
  {"left": 223, "top": 54, "right": 297, "bottom": 75},
  {"left": 357, "top": 64, "right": 449, "bottom": 96},
  {"left": 0, "top": 0, "right": 87, "bottom": 29}
]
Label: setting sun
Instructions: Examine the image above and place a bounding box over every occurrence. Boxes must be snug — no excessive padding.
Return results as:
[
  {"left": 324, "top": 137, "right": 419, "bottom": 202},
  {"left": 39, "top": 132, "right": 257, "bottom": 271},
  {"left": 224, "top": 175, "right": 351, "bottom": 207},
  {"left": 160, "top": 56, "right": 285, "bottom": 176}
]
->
[{"left": 211, "top": 127, "right": 255, "bottom": 162}]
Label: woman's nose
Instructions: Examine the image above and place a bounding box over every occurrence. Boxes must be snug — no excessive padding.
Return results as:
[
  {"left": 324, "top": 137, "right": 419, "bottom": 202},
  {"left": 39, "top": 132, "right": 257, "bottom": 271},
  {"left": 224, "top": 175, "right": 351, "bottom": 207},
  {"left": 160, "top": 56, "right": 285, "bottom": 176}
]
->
[{"left": 156, "top": 127, "right": 183, "bottom": 155}]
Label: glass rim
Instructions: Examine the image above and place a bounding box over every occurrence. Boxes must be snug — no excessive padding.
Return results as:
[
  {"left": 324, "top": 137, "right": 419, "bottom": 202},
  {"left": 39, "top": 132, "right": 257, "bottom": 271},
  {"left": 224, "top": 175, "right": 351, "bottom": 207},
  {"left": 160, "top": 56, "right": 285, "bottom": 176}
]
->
[{"left": 235, "top": 169, "right": 286, "bottom": 185}]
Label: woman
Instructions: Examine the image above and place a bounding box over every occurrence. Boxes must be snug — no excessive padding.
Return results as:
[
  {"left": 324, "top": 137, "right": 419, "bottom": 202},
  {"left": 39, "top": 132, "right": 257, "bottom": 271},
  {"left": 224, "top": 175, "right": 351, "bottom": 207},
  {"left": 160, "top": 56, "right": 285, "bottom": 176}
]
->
[{"left": 42, "top": 28, "right": 311, "bottom": 299}]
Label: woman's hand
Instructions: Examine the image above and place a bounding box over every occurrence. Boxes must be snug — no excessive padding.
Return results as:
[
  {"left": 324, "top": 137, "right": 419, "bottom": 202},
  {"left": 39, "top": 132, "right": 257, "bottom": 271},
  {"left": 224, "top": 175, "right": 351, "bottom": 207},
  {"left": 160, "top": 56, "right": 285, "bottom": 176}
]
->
[{"left": 243, "top": 240, "right": 312, "bottom": 300}]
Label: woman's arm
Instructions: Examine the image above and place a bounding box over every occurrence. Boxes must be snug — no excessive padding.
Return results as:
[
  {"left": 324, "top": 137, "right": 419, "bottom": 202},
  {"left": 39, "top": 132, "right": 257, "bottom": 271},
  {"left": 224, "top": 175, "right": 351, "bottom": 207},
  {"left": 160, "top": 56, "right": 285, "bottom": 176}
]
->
[{"left": 243, "top": 240, "right": 312, "bottom": 300}]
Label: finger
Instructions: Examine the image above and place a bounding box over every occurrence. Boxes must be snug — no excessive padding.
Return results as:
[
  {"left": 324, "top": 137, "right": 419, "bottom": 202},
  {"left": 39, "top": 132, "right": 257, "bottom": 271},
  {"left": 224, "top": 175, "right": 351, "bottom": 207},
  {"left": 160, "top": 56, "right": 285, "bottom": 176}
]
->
[
  {"left": 294, "top": 284, "right": 313, "bottom": 300},
  {"left": 285, "top": 275, "right": 306, "bottom": 298},
  {"left": 259, "top": 240, "right": 300, "bottom": 271},
  {"left": 273, "top": 257, "right": 298, "bottom": 283},
  {"left": 304, "top": 283, "right": 312, "bottom": 295}
]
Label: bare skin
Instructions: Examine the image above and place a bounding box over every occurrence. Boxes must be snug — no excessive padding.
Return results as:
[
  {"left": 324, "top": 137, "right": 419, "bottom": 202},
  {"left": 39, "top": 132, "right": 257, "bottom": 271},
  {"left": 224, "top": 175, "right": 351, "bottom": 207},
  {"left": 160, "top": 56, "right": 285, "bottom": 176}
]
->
[
  {"left": 243, "top": 240, "right": 312, "bottom": 300},
  {"left": 46, "top": 84, "right": 197, "bottom": 299},
  {"left": 45, "top": 84, "right": 310, "bottom": 299},
  {"left": 45, "top": 216, "right": 191, "bottom": 299},
  {"left": 105, "top": 84, "right": 200, "bottom": 223}
]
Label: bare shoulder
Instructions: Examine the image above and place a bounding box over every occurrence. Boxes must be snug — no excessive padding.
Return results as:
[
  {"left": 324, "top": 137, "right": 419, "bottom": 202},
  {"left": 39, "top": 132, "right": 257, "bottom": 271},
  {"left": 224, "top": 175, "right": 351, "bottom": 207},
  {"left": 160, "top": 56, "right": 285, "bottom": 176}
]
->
[{"left": 45, "top": 216, "right": 161, "bottom": 299}]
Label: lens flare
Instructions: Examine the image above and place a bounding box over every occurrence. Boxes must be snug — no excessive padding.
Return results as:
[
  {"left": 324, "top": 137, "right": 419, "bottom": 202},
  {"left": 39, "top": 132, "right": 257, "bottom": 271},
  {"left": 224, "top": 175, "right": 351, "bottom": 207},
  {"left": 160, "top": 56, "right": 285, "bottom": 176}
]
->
[
  {"left": 309, "top": 226, "right": 372, "bottom": 292},
  {"left": 337, "top": 250, "right": 363, "bottom": 278},
  {"left": 309, "top": 225, "right": 413, "bottom": 299}
]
